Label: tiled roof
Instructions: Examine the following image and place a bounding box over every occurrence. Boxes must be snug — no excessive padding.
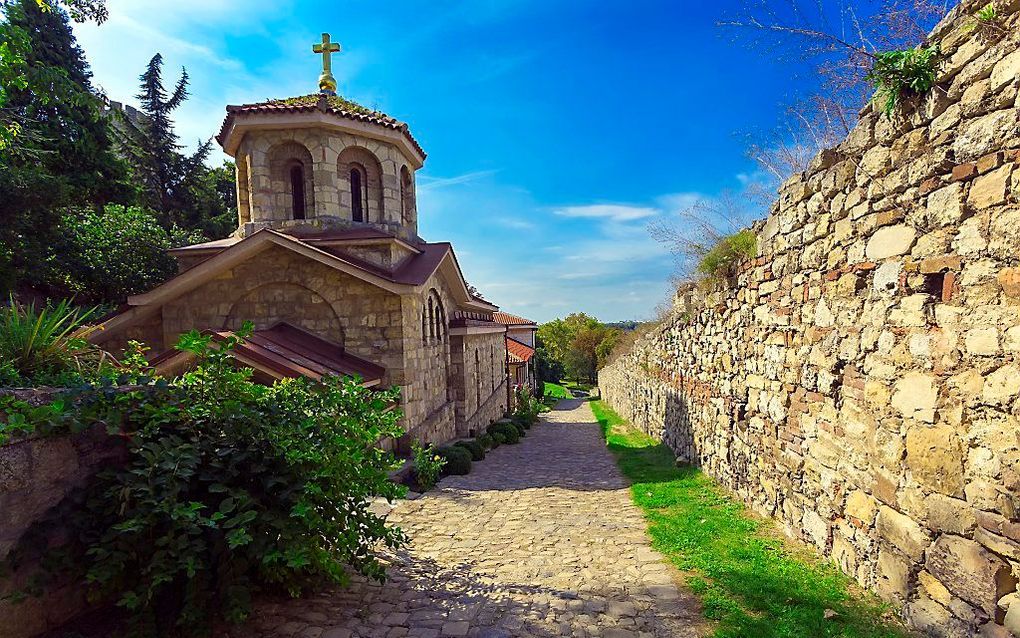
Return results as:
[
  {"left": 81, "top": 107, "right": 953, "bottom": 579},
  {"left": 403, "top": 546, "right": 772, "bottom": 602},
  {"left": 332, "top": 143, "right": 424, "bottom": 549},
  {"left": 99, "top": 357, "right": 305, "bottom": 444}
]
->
[
  {"left": 215, "top": 93, "right": 425, "bottom": 158},
  {"left": 150, "top": 322, "right": 385, "bottom": 386},
  {"left": 493, "top": 311, "right": 537, "bottom": 327},
  {"left": 506, "top": 337, "right": 535, "bottom": 364}
]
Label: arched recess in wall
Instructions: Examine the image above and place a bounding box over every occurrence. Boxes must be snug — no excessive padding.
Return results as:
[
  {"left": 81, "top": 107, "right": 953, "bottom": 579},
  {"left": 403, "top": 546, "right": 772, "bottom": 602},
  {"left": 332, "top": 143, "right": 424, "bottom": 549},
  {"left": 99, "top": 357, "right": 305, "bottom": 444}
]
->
[
  {"left": 400, "top": 165, "right": 416, "bottom": 225},
  {"left": 337, "top": 146, "right": 384, "bottom": 223},
  {"left": 236, "top": 154, "right": 252, "bottom": 225},
  {"left": 425, "top": 289, "right": 446, "bottom": 344},
  {"left": 224, "top": 282, "right": 344, "bottom": 346},
  {"left": 268, "top": 142, "right": 315, "bottom": 221}
]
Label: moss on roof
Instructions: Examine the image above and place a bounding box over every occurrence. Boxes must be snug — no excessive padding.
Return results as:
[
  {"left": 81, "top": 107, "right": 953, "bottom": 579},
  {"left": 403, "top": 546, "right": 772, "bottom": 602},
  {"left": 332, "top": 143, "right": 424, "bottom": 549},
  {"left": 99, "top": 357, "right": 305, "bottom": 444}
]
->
[{"left": 262, "top": 93, "right": 399, "bottom": 125}]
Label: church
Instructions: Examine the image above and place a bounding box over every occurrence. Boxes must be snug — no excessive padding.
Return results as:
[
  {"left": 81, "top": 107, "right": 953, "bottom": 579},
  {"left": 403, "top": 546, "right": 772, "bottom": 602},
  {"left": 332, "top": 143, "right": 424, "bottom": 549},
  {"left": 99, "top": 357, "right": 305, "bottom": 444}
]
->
[{"left": 90, "top": 34, "right": 514, "bottom": 448}]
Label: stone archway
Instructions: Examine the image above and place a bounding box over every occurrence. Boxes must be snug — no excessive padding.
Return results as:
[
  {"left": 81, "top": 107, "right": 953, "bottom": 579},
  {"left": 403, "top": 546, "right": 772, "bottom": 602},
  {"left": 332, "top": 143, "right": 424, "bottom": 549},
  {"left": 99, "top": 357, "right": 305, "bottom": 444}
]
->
[{"left": 224, "top": 282, "right": 344, "bottom": 346}]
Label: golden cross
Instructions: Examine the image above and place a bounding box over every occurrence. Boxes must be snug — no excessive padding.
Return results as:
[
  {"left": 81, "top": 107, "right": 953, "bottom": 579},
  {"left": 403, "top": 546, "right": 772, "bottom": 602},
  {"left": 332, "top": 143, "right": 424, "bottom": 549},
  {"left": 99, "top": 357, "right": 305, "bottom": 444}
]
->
[{"left": 312, "top": 33, "right": 341, "bottom": 95}]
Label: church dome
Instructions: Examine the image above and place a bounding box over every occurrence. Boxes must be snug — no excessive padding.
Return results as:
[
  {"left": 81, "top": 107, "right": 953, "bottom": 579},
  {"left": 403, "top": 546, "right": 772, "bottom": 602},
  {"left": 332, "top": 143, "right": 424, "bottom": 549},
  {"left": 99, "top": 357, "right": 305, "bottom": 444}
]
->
[{"left": 217, "top": 92, "right": 425, "bottom": 243}]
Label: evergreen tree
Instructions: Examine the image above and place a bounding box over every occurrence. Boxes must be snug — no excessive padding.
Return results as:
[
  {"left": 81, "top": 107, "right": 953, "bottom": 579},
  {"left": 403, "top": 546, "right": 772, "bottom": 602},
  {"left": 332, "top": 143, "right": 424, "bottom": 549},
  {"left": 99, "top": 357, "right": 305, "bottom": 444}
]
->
[
  {"left": 122, "top": 53, "right": 212, "bottom": 228},
  {"left": 0, "top": 0, "right": 131, "bottom": 295}
]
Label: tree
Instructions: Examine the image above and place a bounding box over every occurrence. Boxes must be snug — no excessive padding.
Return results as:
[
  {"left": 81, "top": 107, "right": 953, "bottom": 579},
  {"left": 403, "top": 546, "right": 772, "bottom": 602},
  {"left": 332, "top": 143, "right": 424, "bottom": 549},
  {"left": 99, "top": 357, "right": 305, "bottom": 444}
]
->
[
  {"left": 0, "top": 0, "right": 131, "bottom": 296},
  {"left": 49, "top": 205, "right": 203, "bottom": 303},
  {"left": 177, "top": 160, "right": 237, "bottom": 239},
  {"left": 720, "top": 1, "right": 948, "bottom": 183},
  {"left": 537, "top": 313, "right": 622, "bottom": 383},
  {"left": 0, "top": 0, "right": 107, "bottom": 151},
  {"left": 121, "top": 53, "right": 212, "bottom": 229}
]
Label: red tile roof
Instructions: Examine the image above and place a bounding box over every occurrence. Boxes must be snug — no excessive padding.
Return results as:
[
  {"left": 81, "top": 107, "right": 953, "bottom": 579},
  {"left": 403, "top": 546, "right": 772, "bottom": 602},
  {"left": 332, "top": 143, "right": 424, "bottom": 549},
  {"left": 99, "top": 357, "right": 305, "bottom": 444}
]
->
[
  {"left": 493, "top": 311, "right": 537, "bottom": 327},
  {"left": 216, "top": 93, "right": 425, "bottom": 158},
  {"left": 506, "top": 337, "right": 535, "bottom": 364},
  {"left": 150, "top": 322, "right": 385, "bottom": 386}
]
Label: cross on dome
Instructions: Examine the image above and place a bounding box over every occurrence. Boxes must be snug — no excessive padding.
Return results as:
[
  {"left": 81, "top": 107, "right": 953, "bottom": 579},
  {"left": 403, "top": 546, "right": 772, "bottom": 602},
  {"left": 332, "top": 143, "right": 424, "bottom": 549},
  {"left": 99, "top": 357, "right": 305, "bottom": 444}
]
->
[{"left": 312, "top": 33, "right": 341, "bottom": 95}]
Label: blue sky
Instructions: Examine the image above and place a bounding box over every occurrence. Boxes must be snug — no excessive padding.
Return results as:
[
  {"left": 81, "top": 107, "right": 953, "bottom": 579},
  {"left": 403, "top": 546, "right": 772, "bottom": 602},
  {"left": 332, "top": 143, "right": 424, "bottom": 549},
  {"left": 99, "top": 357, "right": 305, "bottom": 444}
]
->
[{"left": 73, "top": 0, "right": 806, "bottom": 323}]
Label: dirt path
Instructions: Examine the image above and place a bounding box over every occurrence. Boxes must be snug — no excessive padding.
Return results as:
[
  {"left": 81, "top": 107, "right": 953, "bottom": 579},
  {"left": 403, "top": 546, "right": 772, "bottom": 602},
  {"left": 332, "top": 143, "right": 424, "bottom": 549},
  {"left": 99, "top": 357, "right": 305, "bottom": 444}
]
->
[{"left": 232, "top": 399, "right": 701, "bottom": 638}]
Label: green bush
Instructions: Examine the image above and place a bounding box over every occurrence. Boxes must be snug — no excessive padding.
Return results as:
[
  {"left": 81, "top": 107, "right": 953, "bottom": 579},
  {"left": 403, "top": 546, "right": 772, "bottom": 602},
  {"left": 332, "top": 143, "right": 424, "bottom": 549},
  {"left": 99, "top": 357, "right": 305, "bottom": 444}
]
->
[
  {"left": 437, "top": 445, "right": 472, "bottom": 475},
  {"left": 3, "top": 326, "right": 407, "bottom": 632},
  {"left": 867, "top": 45, "right": 940, "bottom": 117},
  {"left": 487, "top": 422, "right": 519, "bottom": 444},
  {"left": 51, "top": 205, "right": 205, "bottom": 304},
  {"left": 454, "top": 439, "right": 485, "bottom": 461},
  {"left": 696, "top": 230, "right": 758, "bottom": 283},
  {"left": 476, "top": 433, "right": 494, "bottom": 450},
  {"left": 412, "top": 441, "right": 445, "bottom": 491}
]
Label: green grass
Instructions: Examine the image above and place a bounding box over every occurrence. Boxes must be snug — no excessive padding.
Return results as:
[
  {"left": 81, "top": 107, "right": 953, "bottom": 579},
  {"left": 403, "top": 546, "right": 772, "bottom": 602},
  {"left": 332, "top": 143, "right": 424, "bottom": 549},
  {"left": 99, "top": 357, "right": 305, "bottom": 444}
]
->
[
  {"left": 589, "top": 399, "right": 909, "bottom": 638},
  {"left": 544, "top": 381, "right": 571, "bottom": 399}
]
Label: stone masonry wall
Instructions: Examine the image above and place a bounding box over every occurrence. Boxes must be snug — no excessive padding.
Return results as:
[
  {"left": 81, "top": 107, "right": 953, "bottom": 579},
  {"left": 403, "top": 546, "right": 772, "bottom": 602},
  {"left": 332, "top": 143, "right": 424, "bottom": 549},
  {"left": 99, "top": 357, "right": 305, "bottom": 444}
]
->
[
  {"left": 0, "top": 391, "right": 125, "bottom": 638},
  {"left": 600, "top": 4, "right": 1020, "bottom": 636}
]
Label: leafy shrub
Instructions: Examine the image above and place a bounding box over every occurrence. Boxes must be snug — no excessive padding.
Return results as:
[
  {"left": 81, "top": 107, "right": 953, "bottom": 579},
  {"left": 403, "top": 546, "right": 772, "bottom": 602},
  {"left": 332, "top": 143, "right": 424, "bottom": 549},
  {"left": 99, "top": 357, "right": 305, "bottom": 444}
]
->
[
  {"left": 696, "top": 230, "right": 758, "bottom": 283},
  {"left": 51, "top": 205, "right": 204, "bottom": 304},
  {"left": 454, "top": 439, "right": 485, "bottom": 461},
  {"left": 437, "top": 445, "right": 472, "bottom": 475},
  {"left": 0, "top": 297, "right": 108, "bottom": 385},
  {"left": 513, "top": 385, "right": 541, "bottom": 427},
  {"left": 412, "top": 441, "right": 445, "bottom": 491},
  {"left": 866, "top": 45, "right": 940, "bottom": 117},
  {"left": 476, "top": 433, "right": 494, "bottom": 450},
  {"left": 487, "top": 422, "right": 519, "bottom": 444},
  {"left": 5, "top": 327, "right": 408, "bottom": 633}
]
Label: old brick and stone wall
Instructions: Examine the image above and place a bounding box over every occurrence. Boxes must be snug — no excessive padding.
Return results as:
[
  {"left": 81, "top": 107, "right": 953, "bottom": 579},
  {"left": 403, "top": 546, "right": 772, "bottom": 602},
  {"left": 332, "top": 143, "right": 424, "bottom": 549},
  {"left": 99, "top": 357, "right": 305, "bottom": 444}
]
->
[
  {"left": 600, "top": 4, "right": 1020, "bottom": 636},
  {"left": 0, "top": 391, "right": 125, "bottom": 638}
]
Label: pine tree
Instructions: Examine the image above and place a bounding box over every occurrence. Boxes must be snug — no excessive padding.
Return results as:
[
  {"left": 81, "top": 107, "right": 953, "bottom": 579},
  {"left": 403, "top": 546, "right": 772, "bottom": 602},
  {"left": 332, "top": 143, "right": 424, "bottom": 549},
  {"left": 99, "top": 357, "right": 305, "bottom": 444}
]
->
[
  {"left": 0, "top": 0, "right": 131, "bottom": 295},
  {"left": 123, "top": 53, "right": 211, "bottom": 227}
]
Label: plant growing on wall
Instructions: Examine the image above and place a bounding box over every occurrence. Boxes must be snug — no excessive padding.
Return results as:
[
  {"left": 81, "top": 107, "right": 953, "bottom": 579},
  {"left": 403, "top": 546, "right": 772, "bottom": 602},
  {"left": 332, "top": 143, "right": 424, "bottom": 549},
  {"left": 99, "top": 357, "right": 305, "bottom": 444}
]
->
[
  {"left": 866, "top": 45, "right": 940, "bottom": 117},
  {"left": 696, "top": 230, "right": 758, "bottom": 283}
]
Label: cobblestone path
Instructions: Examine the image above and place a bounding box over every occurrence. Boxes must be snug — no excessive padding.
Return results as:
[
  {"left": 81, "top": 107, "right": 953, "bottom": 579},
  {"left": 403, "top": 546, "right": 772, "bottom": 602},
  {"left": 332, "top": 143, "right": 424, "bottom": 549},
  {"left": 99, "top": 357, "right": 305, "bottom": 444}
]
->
[{"left": 231, "top": 399, "right": 702, "bottom": 638}]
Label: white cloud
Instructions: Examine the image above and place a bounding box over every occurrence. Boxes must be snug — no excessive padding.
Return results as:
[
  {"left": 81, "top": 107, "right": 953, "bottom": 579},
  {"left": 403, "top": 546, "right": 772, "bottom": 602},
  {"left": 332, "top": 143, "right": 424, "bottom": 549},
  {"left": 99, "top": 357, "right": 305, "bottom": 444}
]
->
[
  {"left": 552, "top": 203, "right": 659, "bottom": 222},
  {"left": 417, "top": 169, "right": 499, "bottom": 192}
]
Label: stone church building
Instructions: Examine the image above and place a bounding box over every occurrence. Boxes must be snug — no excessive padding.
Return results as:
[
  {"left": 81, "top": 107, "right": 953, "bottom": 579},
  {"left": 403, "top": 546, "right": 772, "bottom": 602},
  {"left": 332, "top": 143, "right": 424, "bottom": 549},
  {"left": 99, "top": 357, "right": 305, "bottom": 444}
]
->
[{"left": 91, "top": 49, "right": 512, "bottom": 447}]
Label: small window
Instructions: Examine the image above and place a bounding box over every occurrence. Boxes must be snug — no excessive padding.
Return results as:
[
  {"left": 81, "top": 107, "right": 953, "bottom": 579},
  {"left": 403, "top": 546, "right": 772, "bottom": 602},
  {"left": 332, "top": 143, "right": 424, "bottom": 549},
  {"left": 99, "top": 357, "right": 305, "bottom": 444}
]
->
[
  {"left": 350, "top": 166, "right": 366, "bottom": 222},
  {"left": 428, "top": 298, "right": 435, "bottom": 341},
  {"left": 289, "top": 164, "right": 305, "bottom": 220}
]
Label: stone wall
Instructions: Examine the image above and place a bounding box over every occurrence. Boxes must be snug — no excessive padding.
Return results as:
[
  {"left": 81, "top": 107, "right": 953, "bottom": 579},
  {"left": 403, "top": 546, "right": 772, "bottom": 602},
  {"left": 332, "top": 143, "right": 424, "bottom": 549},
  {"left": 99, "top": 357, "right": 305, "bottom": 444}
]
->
[
  {"left": 600, "top": 3, "right": 1020, "bottom": 636},
  {"left": 0, "top": 391, "right": 124, "bottom": 638}
]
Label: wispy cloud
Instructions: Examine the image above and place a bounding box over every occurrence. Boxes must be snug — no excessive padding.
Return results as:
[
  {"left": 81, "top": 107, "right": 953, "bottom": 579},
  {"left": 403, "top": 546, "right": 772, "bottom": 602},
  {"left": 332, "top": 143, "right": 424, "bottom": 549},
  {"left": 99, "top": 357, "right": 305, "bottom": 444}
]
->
[
  {"left": 494, "top": 217, "right": 536, "bottom": 230},
  {"left": 417, "top": 169, "right": 499, "bottom": 192},
  {"left": 552, "top": 203, "right": 659, "bottom": 222}
]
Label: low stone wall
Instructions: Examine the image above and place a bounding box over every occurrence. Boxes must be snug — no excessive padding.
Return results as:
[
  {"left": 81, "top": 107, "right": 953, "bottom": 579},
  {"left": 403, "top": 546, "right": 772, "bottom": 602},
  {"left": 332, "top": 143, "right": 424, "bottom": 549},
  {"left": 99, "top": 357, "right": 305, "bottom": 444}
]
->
[
  {"left": 600, "top": 4, "right": 1020, "bottom": 636},
  {"left": 0, "top": 390, "right": 124, "bottom": 638}
]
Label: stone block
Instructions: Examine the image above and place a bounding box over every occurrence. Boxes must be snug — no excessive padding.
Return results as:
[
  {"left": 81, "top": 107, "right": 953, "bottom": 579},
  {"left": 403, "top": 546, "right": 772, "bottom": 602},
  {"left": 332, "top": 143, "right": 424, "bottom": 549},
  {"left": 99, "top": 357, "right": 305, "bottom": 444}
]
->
[
  {"left": 891, "top": 372, "right": 938, "bottom": 422},
  {"left": 928, "top": 182, "right": 966, "bottom": 226},
  {"left": 866, "top": 224, "right": 917, "bottom": 260},
  {"left": 982, "top": 365, "right": 1020, "bottom": 406},
  {"left": 926, "top": 494, "right": 977, "bottom": 535},
  {"left": 876, "top": 505, "right": 931, "bottom": 561},
  {"left": 926, "top": 535, "right": 1017, "bottom": 616},
  {"left": 968, "top": 166, "right": 1011, "bottom": 209},
  {"left": 905, "top": 426, "right": 965, "bottom": 496}
]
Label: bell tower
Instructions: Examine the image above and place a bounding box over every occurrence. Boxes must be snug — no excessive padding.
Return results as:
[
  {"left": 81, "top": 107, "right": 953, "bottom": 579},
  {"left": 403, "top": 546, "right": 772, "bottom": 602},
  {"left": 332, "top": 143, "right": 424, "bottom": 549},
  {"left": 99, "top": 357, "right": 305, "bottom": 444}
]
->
[{"left": 215, "top": 34, "right": 426, "bottom": 242}]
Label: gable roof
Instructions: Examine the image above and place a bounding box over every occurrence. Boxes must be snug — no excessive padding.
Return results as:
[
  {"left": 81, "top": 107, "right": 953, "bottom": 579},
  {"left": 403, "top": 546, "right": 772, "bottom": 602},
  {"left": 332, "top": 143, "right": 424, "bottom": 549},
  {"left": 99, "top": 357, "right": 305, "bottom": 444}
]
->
[
  {"left": 94, "top": 228, "right": 497, "bottom": 342},
  {"left": 493, "top": 311, "right": 537, "bottom": 327},
  {"left": 149, "top": 322, "right": 385, "bottom": 386},
  {"left": 506, "top": 336, "right": 535, "bottom": 364},
  {"left": 216, "top": 93, "right": 425, "bottom": 160}
]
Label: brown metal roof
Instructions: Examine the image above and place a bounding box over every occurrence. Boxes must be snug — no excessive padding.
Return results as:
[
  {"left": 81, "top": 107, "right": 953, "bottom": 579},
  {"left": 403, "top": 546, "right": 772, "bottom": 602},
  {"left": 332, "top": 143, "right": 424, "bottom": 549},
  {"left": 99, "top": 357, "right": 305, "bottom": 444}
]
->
[
  {"left": 216, "top": 93, "right": 425, "bottom": 158},
  {"left": 150, "top": 322, "right": 385, "bottom": 386}
]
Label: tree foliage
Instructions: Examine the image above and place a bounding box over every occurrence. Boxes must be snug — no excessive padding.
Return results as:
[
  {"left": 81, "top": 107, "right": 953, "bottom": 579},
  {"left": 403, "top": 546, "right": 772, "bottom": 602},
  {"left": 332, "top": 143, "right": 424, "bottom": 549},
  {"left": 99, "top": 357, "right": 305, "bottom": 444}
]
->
[
  {"left": 119, "top": 53, "right": 214, "bottom": 229},
  {"left": 4, "top": 329, "right": 407, "bottom": 633},
  {"left": 537, "top": 313, "right": 621, "bottom": 383},
  {"left": 0, "top": 0, "right": 132, "bottom": 294}
]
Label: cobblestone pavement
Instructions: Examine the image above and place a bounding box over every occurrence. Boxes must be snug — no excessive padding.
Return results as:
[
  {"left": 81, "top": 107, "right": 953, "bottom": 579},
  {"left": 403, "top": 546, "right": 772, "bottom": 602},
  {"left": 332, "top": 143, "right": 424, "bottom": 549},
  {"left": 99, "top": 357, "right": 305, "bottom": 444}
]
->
[{"left": 230, "top": 399, "right": 702, "bottom": 638}]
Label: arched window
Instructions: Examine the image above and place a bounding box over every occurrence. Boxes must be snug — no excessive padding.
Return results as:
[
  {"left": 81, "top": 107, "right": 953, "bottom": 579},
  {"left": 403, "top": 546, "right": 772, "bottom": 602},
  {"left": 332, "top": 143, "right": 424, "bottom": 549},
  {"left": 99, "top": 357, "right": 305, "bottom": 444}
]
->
[
  {"left": 421, "top": 310, "right": 427, "bottom": 344},
  {"left": 289, "top": 164, "right": 306, "bottom": 220},
  {"left": 435, "top": 303, "right": 444, "bottom": 343},
  {"left": 400, "top": 165, "right": 415, "bottom": 224},
  {"left": 427, "top": 297, "right": 435, "bottom": 341},
  {"left": 350, "top": 165, "right": 367, "bottom": 222},
  {"left": 475, "top": 349, "right": 481, "bottom": 407}
]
